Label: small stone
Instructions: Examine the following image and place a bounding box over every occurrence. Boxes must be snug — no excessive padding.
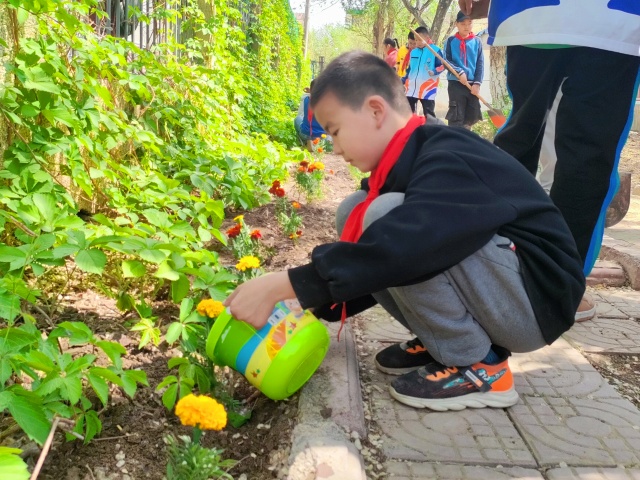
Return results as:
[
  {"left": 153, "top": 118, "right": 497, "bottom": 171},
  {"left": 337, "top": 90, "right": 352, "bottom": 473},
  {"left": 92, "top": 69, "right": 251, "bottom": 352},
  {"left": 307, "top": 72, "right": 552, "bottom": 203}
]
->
[
  {"left": 354, "top": 438, "right": 362, "bottom": 450},
  {"left": 116, "top": 460, "right": 125, "bottom": 468}
]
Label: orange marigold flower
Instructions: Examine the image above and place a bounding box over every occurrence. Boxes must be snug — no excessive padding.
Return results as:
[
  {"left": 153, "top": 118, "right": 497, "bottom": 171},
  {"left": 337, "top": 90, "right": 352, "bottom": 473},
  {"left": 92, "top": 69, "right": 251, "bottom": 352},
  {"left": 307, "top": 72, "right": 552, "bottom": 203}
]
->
[
  {"left": 297, "top": 166, "right": 307, "bottom": 173},
  {"left": 268, "top": 180, "right": 282, "bottom": 195},
  {"left": 175, "top": 394, "right": 227, "bottom": 431},
  {"left": 291, "top": 201, "right": 301, "bottom": 209},
  {"left": 317, "top": 147, "right": 323, "bottom": 153},
  {"left": 274, "top": 187, "right": 285, "bottom": 197},
  {"left": 226, "top": 224, "right": 242, "bottom": 238},
  {"left": 196, "top": 299, "right": 225, "bottom": 318},
  {"left": 300, "top": 161, "right": 309, "bottom": 168},
  {"left": 250, "top": 229, "right": 262, "bottom": 240},
  {"left": 308, "top": 165, "right": 316, "bottom": 173},
  {"left": 312, "top": 138, "right": 320, "bottom": 144}
]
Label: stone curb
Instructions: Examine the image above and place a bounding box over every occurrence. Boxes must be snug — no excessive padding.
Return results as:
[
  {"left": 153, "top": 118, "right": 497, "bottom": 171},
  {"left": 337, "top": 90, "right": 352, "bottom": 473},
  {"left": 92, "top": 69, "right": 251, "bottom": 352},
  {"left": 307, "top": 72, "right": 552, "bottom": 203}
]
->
[
  {"left": 287, "top": 322, "right": 367, "bottom": 480},
  {"left": 600, "top": 234, "right": 640, "bottom": 290}
]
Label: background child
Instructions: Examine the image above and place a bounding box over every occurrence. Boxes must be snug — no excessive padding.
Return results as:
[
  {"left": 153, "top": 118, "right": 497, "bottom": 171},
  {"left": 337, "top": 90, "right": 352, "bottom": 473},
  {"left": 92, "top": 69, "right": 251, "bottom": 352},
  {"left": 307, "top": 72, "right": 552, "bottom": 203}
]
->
[
  {"left": 383, "top": 38, "right": 399, "bottom": 70},
  {"left": 293, "top": 79, "right": 327, "bottom": 150},
  {"left": 225, "top": 51, "right": 584, "bottom": 412},
  {"left": 402, "top": 26, "right": 444, "bottom": 118},
  {"left": 444, "top": 11, "right": 484, "bottom": 128},
  {"left": 395, "top": 32, "right": 415, "bottom": 78}
]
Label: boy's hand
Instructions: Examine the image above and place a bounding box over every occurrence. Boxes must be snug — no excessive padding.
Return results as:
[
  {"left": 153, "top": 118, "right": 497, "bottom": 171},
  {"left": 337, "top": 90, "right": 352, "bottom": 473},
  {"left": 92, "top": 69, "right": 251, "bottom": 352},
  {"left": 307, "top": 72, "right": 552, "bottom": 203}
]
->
[
  {"left": 471, "top": 84, "right": 480, "bottom": 96},
  {"left": 458, "top": 72, "right": 470, "bottom": 87},
  {"left": 458, "top": 0, "right": 490, "bottom": 18},
  {"left": 224, "top": 271, "right": 296, "bottom": 329},
  {"left": 428, "top": 70, "right": 435, "bottom": 76}
]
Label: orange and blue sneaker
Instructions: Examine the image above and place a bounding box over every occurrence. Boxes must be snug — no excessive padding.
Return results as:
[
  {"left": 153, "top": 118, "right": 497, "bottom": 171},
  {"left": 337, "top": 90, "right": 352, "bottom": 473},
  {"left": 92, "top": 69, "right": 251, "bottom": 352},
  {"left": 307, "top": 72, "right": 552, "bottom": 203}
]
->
[
  {"left": 375, "top": 337, "right": 436, "bottom": 375},
  {"left": 389, "top": 346, "right": 519, "bottom": 411}
]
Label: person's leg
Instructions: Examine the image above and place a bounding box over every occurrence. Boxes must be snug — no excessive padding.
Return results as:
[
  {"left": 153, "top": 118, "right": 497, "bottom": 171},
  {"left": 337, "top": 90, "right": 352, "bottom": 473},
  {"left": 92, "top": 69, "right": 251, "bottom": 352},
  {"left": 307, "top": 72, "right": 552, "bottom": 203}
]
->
[
  {"left": 549, "top": 48, "right": 640, "bottom": 274},
  {"left": 446, "top": 81, "right": 468, "bottom": 127},
  {"left": 407, "top": 96, "right": 419, "bottom": 113},
  {"left": 494, "top": 46, "right": 566, "bottom": 175},
  {"left": 387, "top": 234, "right": 542, "bottom": 410},
  {"left": 293, "top": 116, "right": 305, "bottom": 146},
  {"left": 462, "top": 91, "right": 483, "bottom": 129},
  {"left": 420, "top": 99, "right": 436, "bottom": 118}
]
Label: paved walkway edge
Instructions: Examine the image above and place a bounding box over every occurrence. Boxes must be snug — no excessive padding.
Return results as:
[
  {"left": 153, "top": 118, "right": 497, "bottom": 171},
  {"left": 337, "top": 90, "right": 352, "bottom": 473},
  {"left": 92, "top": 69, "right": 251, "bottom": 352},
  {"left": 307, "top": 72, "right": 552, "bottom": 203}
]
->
[
  {"left": 601, "top": 234, "right": 640, "bottom": 289},
  {"left": 287, "top": 322, "right": 367, "bottom": 480}
]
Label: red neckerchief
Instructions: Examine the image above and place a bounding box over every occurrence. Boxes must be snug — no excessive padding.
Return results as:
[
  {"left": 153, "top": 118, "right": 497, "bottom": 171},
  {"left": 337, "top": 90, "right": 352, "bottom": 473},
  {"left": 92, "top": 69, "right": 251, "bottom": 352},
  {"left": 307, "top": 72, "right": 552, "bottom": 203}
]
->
[
  {"left": 307, "top": 97, "right": 314, "bottom": 137},
  {"left": 455, "top": 32, "right": 475, "bottom": 67},
  {"left": 333, "top": 114, "right": 426, "bottom": 340},
  {"left": 340, "top": 114, "right": 426, "bottom": 242},
  {"left": 402, "top": 47, "right": 412, "bottom": 72}
]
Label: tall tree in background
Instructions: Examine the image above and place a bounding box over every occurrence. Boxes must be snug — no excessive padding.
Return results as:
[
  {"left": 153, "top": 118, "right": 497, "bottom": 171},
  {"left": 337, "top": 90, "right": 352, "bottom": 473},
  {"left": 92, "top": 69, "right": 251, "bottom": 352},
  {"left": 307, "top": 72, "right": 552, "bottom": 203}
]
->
[{"left": 399, "top": 0, "right": 454, "bottom": 44}]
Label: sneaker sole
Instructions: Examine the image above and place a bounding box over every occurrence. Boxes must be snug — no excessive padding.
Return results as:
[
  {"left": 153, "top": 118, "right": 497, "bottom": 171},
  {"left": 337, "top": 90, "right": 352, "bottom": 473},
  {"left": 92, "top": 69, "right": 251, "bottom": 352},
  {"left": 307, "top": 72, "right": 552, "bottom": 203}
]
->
[
  {"left": 374, "top": 358, "right": 423, "bottom": 376},
  {"left": 388, "top": 386, "right": 520, "bottom": 411}
]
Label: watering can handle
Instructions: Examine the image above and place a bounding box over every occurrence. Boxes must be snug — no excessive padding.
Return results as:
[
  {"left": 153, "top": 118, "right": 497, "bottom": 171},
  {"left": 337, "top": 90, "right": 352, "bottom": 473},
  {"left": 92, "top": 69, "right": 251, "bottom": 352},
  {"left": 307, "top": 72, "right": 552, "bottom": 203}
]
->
[{"left": 205, "top": 308, "right": 235, "bottom": 363}]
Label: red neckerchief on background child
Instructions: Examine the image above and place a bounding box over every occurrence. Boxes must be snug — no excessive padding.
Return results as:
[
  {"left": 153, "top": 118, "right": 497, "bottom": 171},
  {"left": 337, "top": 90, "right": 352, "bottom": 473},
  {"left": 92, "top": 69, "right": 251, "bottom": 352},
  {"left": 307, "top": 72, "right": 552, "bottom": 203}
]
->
[
  {"left": 455, "top": 32, "right": 475, "bottom": 67},
  {"left": 307, "top": 97, "right": 314, "bottom": 137},
  {"left": 332, "top": 114, "right": 426, "bottom": 340}
]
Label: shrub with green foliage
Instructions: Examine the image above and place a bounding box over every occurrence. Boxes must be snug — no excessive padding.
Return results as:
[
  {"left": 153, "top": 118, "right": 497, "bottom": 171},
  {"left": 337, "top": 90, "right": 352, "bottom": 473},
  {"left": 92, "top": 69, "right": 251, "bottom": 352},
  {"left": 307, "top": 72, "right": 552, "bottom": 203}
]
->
[{"left": 0, "top": 0, "right": 306, "bottom": 444}]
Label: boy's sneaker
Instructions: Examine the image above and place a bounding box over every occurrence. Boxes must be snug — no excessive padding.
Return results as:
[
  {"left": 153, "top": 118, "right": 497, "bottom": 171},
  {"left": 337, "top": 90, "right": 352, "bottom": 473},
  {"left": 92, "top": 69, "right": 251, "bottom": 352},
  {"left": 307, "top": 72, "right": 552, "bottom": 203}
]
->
[
  {"left": 375, "top": 338, "right": 436, "bottom": 375},
  {"left": 389, "top": 346, "right": 518, "bottom": 411}
]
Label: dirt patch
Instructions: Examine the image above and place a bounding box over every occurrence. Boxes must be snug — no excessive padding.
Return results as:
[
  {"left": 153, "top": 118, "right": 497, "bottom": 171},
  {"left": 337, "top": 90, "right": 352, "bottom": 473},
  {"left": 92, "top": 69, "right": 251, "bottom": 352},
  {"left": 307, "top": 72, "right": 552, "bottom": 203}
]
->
[{"left": 619, "top": 130, "right": 640, "bottom": 190}]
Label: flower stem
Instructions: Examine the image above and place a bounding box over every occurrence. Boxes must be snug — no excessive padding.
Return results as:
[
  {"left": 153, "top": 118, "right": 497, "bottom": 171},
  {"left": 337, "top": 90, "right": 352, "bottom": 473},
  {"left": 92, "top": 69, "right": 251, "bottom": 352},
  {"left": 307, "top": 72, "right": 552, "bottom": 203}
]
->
[{"left": 193, "top": 426, "right": 202, "bottom": 444}]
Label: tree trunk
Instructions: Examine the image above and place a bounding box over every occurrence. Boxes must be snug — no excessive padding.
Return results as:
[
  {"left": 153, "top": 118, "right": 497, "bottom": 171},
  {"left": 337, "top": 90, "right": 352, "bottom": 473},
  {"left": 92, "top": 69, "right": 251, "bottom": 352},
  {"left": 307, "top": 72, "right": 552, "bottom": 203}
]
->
[
  {"left": 373, "top": 0, "right": 387, "bottom": 55},
  {"left": 430, "top": 0, "right": 453, "bottom": 44},
  {"left": 489, "top": 46, "right": 509, "bottom": 110}
]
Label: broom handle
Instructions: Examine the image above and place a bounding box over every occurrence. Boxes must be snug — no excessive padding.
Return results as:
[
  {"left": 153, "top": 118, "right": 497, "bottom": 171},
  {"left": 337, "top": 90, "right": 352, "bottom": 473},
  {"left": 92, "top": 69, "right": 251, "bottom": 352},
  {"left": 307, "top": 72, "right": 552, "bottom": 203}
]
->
[{"left": 410, "top": 28, "right": 493, "bottom": 110}]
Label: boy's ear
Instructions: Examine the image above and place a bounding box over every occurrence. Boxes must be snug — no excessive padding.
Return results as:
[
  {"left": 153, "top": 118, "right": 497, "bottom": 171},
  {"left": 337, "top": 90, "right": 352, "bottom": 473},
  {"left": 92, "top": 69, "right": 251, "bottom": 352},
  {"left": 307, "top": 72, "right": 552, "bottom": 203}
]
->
[{"left": 365, "top": 95, "right": 388, "bottom": 128}]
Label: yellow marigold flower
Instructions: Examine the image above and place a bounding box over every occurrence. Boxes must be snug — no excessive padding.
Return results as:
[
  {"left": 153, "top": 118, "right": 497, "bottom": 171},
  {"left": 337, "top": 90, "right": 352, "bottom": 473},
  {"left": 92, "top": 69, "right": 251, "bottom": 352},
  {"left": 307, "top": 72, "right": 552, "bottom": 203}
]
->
[
  {"left": 175, "top": 394, "right": 227, "bottom": 431},
  {"left": 233, "top": 214, "right": 244, "bottom": 223},
  {"left": 321, "top": 134, "right": 327, "bottom": 139},
  {"left": 196, "top": 299, "right": 225, "bottom": 318},
  {"left": 312, "top": 161, "right": 325, "bottom": 171},
  {"left": 236, "top": 255, "right": 261, "bottom": 271}
]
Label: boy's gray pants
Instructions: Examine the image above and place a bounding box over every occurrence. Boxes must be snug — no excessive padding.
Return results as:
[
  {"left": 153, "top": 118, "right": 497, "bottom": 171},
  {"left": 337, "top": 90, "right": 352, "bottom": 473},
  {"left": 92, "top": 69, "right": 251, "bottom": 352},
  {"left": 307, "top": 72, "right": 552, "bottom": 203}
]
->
[{"left": 337, "top": 191, "right": 546, "bottom": 366}]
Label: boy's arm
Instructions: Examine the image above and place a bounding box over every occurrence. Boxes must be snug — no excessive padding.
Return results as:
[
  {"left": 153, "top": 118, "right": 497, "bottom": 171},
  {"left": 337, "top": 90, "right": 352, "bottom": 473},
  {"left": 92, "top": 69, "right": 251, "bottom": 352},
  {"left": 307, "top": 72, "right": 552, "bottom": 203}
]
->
[
  {"left": 432, "top": 48, "right": 445, "bottom": 76},
  {"left": 473, "top": 40, "right": 484, "bottom": 85},
  {"left": 224, "top": 271, "right": 296, "bottom": 328}
]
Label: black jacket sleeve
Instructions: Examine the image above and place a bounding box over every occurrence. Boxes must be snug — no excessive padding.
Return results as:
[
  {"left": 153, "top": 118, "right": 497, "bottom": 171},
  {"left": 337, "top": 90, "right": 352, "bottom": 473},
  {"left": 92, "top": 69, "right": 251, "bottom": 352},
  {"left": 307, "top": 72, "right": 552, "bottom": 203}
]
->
[{"left": 288, "top": 152, "right": 518, "bottom": 308}]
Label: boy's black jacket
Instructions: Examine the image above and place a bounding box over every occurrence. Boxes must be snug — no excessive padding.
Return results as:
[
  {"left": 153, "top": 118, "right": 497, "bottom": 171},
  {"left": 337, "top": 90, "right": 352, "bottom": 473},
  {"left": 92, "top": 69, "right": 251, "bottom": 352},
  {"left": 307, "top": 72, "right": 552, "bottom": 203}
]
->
[{"left": 288, "top": 124, "right": 586, "bottom": 344}]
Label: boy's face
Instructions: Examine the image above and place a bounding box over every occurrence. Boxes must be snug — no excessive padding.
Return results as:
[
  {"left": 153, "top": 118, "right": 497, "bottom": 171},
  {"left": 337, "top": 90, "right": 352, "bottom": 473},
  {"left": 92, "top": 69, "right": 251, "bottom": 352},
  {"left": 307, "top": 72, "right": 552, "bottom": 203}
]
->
[
  {"left": 408, "top": 39, "right": 417, "bottom": 49},
  {"left": 313, "top": 93, "right": 389, "bottom": 173},
  {"left": 456, "top": 19, "right": 473, "bottom": 37},
  {"left": 415, "top": 35, "right": 428, "bottom": 48}
]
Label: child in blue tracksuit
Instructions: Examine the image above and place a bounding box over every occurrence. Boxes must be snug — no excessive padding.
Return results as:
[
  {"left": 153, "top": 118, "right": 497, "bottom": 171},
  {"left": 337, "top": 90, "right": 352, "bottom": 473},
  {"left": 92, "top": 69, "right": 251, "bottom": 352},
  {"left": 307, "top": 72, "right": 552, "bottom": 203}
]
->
[
  {"left": 294, "top": 80, "right": 327, "bottom": 150},
  {"left": 444, "top": 11, "right": 484, "bottom": 128},
  {"left": 402, "top": 26, "right": 444, "bottom": 118}
]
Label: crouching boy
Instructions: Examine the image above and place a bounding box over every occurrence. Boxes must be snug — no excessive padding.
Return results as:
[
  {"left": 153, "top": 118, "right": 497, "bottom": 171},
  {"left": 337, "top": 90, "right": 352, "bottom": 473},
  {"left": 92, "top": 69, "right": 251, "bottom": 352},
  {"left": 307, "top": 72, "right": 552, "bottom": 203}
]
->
[{"left": 224, "top": 51, "right": 585, "bottom": 411}]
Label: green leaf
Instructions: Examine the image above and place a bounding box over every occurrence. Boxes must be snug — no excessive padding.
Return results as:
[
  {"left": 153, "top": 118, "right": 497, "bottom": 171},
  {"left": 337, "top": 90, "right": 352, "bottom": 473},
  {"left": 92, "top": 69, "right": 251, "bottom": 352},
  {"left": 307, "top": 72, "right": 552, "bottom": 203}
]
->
[
  {"left": 165, "top": 323, "right": 183, "bottom": 345},
  {"left": 0, "top": 246, "right": 26, "bottom": 264},
  {"left": 171, "top": 275, "right": 190, "bottom": 304},
  {"left": 0, "top": 292, "right": 21, "bottom": 322},
  {"left": 83, "top": 410, "right": 101, "bottom": 443},
  {"left": 89, "top": 367, "right": 123, "bottom": 387},
  {"left": 7, "top": 395, "right": 50, "bottom": 445},
  {"left": 88, "top": 373, "right": 109, "bottom": 407},
  {"left": 156, "top": 374, "right": 178, "bottom": 390},
  {"left": 0, "top": 446, "right": 30, "bottom": 480},
  {"left": 32, "top": 193, "right": 57, "bottom": 229},
  {"left": 61, "top": 375, "right": 83, "bottom": 404},
  {"left": 138, "top": 248, "right": 166, "bottom": 264},
  {"left": 121, "top": 260, "right": 146, "bottom": 278},
  {"left": 75, "top": 249, "right": 106, "bottom": 275},
  {"left": 161, "top": 383, "right": 178, "bottom": 410},
  {"left": 154, "top": 260, "right": 179, "bottom": 281}
]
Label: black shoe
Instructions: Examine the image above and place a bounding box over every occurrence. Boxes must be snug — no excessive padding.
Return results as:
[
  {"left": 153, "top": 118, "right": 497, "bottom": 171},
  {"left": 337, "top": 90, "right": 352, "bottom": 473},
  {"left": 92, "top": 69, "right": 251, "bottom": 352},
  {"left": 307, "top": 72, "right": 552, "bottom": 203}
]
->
[
  {"left": 389, "top": 347, "right": 518, "bottom": 411},
  {"left": 374, "top": 337, "right": 436, "bottom": 375}
]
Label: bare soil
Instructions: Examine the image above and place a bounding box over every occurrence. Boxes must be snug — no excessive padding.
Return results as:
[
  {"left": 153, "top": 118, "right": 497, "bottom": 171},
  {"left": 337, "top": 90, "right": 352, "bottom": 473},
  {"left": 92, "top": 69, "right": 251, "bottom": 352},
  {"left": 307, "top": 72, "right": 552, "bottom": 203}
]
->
[{"left": 5, "top": 129, "right": 640, "bottom": 480}]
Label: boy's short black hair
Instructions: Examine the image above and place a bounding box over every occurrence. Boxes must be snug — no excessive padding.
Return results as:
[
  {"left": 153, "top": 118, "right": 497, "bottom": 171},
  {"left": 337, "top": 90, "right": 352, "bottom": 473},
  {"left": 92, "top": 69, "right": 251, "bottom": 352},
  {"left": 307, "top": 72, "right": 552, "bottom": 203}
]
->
[
  {"left": 408, "top": 31, "right": 415, "bottom": 40},
  {"left": 309, "top": 51, "right": 410, "bottom": 114},
  {"left": 415, "top": 25, "right": 429, "bottom": 37}
]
